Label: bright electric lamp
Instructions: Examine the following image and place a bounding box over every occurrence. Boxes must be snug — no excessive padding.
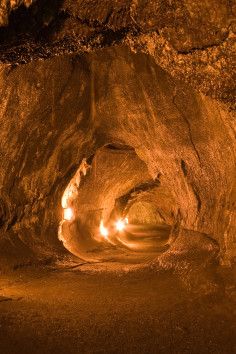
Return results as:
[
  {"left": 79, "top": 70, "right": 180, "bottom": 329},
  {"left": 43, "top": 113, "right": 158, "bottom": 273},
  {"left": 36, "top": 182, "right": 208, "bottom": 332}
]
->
[
  {"left": 100, "top": 220, "right": 109, "bottom": 239},
  {"left": 115, "top": 219, "right": 126, "bottom": 232},
  {"left": 63, "top": 207, "right": 73, "bottom": 221}
]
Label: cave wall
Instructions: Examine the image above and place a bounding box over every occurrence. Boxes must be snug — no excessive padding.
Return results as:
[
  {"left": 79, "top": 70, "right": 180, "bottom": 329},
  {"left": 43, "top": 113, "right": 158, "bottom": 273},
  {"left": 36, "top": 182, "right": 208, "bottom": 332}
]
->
[{"left": 0, "top": 46, "right": 235, "bottom": 269}]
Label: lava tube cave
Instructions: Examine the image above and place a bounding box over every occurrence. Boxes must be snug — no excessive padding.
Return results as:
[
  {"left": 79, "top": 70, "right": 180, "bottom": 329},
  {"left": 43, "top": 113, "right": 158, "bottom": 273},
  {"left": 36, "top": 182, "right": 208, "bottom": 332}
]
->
[{"left": 0, "top": 1, "right": 235, "bottom": 353}]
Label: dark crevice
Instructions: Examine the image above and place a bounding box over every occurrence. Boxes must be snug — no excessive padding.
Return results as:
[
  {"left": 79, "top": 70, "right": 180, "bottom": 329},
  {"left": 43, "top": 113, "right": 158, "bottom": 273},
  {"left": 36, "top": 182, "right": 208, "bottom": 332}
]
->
[
  {"left": 87, "top": 153, "right": 95, "bottom": 165},
  {"left": 191, "top": 185, "right": 202, "bottom": 213},
  {"left": 6, "top": 213, "right": 18, "bottom": 231},
  {"left": 0, "top": 198, "right": 7, "bottom": 229},
  {"left": 0, "top": 296, "right": 13, "bottom": 302},
  {"left": 105, "top": 143, "right": 134, "bottom": 151},
  {"left": 181, "top": 159, "right": 188, "bottom": 176}
]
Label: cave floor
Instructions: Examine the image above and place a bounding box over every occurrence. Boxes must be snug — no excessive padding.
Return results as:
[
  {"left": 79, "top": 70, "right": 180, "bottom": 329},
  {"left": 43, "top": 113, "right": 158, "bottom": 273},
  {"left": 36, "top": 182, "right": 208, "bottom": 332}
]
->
[{"left": 0, "top": 263, "right": 236, "bottom": 354}]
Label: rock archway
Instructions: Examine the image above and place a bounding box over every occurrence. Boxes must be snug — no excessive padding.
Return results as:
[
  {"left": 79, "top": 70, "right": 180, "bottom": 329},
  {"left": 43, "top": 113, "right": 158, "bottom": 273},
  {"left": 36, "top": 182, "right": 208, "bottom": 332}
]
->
[{"left": 0, "top": 46, "right": 235, "bottom": 271}]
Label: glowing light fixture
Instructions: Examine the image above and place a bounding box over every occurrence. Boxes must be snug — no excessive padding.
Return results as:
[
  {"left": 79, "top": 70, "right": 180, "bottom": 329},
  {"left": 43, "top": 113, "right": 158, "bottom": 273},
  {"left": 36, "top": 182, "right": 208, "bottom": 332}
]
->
[
  {"left": 115, "top": 219, "right": 126, "bottom": 232},
  {"left": 64, "top": 207, "right": 73, "bottom": 221},
  {"left": 100, "top": 220, "right": 109, "bottom": 239}
]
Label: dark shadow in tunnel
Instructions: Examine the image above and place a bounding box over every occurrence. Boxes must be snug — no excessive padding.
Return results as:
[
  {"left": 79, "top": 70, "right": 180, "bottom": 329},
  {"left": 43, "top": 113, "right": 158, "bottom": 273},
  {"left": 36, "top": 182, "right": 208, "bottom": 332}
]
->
[{"left": 0, "top": 0, "right": 65, "bottom": 52}]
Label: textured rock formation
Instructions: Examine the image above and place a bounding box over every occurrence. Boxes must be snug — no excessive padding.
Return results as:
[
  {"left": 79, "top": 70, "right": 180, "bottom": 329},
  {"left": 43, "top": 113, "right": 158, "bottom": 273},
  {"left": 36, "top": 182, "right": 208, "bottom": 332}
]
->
[
  {"left": 0, "top": 1, "right": 235, "bottom": 279},
  {"left": 0, "top": 46, "right": 235, "bottom": 271},
  {"left": 0, "top": 0, "right": 235, "bottom": 107}
]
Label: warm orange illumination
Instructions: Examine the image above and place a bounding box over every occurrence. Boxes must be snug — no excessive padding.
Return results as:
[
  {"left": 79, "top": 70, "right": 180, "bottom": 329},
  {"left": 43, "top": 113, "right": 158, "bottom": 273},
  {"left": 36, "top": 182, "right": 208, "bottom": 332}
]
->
[
  {"left": 61, "top": 158, "right": 90, "bottom": 209},
  {"left": 115, "top": 219, "right": 126, "bottom": 232},
  {"left": 64, "top": 207, "right": 73, "bottom": 221},
  {"left": 99, "top": 220, "right": 109, "bottom": 239}
]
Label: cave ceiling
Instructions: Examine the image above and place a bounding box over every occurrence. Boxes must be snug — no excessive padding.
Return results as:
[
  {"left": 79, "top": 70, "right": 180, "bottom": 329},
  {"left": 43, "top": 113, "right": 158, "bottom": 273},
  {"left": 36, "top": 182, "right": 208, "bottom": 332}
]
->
[{"left": 0, "top": 0, "right": 235, "bottom": 108}]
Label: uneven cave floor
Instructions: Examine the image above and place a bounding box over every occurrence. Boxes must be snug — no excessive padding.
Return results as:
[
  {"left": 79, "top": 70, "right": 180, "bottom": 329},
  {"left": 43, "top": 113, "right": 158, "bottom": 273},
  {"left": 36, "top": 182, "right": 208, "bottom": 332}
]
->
[{"left": 0, "top": 261, "right": 236, "bottom": 354}]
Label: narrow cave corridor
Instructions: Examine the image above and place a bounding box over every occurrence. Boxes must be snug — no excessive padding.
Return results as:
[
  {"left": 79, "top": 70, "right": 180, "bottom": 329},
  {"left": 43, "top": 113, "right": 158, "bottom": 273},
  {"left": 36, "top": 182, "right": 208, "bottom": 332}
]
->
[
  {"left": 59, "top": 145, "right": 172, "bottom": 262},
  {"left": 0, "top": 1, "right": 235, "bottom": 354}
]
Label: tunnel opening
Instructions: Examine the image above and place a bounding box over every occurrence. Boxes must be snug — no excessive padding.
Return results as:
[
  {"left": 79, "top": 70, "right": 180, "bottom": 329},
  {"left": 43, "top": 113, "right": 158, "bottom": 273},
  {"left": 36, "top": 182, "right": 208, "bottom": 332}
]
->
[
  {"left": 58, "top": 144, "right": 177, "bottom": 263},
  {"left": 0, "top": 45, "right": 230, "bottom": 274}
]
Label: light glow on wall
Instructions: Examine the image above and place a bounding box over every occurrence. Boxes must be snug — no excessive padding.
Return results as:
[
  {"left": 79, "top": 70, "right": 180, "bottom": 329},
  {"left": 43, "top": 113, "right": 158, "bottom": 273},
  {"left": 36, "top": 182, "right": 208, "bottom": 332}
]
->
[
  {"left": 64, "top": 207, "right": 74, "bottom": 221},
  {"left": 99, "top": 220, "right": 109, "bottom": 239}
]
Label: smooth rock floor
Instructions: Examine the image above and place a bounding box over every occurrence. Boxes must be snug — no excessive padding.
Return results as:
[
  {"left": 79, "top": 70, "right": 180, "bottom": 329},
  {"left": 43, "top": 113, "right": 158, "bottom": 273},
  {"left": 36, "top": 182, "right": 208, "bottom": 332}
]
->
[{"left": 0, "top": 263, "right": 236, "bottom": 354}]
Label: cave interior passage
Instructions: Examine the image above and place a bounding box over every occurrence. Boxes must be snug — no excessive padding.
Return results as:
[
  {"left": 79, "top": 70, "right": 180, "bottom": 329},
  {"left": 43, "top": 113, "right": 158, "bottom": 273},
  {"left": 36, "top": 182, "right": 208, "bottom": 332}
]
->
[
  {"left": 59, "top": 145, "right": 174, "bottom": 263},
  {"left": 0, "top": 2, "right": 235, "bottom": 351}
]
